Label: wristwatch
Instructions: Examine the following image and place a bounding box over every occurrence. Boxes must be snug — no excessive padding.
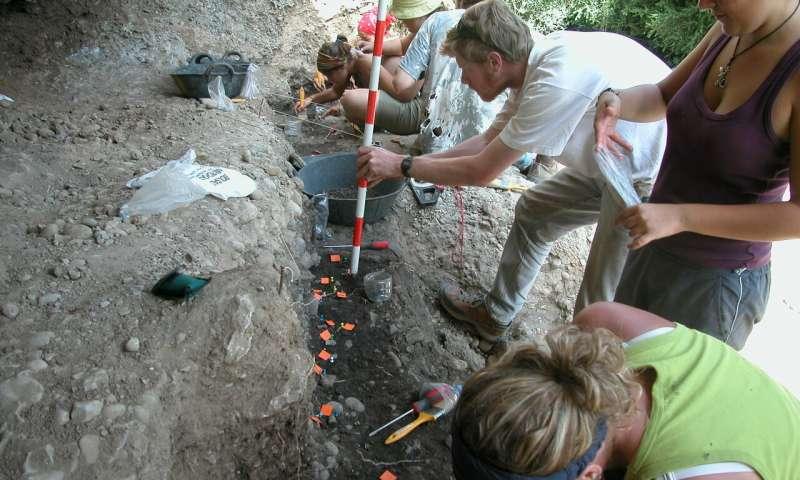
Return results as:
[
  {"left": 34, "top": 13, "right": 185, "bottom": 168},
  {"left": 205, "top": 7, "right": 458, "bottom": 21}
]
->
[{"left": 400, "top": 155, "right": 414, "bottom": 178}]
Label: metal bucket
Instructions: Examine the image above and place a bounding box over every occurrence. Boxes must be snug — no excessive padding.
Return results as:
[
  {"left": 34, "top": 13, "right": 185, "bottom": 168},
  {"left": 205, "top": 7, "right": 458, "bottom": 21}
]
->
[{"left": 298, "top": 152, "right": 406, "bottom": 226}]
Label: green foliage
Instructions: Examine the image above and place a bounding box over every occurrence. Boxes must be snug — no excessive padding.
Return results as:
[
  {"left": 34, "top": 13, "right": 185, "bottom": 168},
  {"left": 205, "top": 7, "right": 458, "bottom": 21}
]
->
[{"left": 507, "top": 0, "right": 715, "bottom": 65}]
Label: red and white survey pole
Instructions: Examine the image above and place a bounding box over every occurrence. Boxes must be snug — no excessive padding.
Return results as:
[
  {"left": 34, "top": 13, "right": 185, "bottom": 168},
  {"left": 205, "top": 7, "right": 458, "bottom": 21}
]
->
[{"left": 351, "top": 0, "right": 389, "bottom": 275}]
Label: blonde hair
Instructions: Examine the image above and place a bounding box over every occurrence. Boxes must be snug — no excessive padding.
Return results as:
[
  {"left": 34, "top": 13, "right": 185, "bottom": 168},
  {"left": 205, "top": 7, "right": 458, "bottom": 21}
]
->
[
  {"left": 441, "top": 0, "right": 532, "bottom": 63},
  {"left": 453, "top": 326, "right": 639, "bottom": 475}
]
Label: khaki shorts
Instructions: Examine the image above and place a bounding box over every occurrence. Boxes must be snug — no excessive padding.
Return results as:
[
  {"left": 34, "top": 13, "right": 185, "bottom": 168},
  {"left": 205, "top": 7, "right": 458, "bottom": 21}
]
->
[{"left": 374, "top": 94, "right": 424, "bottom": 135}]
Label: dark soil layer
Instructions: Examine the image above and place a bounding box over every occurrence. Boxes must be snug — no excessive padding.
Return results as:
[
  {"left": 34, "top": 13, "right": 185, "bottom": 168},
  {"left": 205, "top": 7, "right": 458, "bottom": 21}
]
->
[{"left": 306, "top": 252, "right": 456, "bottom": 480}]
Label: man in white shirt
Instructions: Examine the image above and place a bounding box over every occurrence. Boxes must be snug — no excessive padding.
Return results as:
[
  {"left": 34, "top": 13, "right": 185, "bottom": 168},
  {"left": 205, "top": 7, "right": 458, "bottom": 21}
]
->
[
  {"left": 356, "top": 0, "right": 669, "bottom": 345},
  {"left": 392, "top": 4, "right": 506, "bottom": 153}
]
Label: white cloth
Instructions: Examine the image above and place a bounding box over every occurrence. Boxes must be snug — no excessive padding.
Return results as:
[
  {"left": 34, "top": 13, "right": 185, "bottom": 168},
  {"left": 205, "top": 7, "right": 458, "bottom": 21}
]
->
[
  {"left": 491, "top": 31, "right": 671, "bottom": 182},
  {"left": 399, "top": 10, "right": 507, "bottom": 153}
]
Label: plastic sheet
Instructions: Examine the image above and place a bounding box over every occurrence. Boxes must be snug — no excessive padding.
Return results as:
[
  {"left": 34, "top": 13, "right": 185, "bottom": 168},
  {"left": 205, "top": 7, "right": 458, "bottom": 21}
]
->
[
  {"left": 208, "top": 76, "right": 235, "bottom": 111},
  {"left": 240, "top": 64, "right": 260, "bottom": 99},
  {"left": 120, "top": 149, "right": 256, "bottom": 220},
  {"left": 594, "top": 148, "right": 641, "bottom": 207},
  {"left": 311, "top": 193, "right": 329, "bottom": 241}
]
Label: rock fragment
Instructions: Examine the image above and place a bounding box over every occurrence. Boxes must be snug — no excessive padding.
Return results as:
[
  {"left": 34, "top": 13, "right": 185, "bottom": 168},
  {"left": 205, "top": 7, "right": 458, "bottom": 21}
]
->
[
  {"left": 63, "top": 223, "right": 93, "bottom": 240},
  {"left": 71, "top": 400, "right": 103, "bottom": 423},
  {"left": 344, "top": 397, "right": 365, "bottom": 413},
  {"left": 38, "top": 293, "right": 61, "bottom": 306},
  {"left": 0, "top": 374, "right": 45, "bottom": 415},
  {"left": 124, "top": 337, "right": 140, "bottom": 352},
  {"left": 79, "top": 434, "right": 100, "bottom": 464},
  {"left": 1, "top": 302, "right": 19, "bottom": 319}
]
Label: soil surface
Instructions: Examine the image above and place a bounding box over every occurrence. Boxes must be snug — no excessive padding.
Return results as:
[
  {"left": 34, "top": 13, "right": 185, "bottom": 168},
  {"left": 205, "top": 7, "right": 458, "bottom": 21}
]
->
[{"left": 0, "top": 1, "right": 595, "bottom": 479}]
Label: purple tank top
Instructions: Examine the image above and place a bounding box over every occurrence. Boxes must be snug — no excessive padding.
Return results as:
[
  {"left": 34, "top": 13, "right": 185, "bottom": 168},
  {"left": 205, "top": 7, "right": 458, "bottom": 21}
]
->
[{"left": 649, "top": 34, "right": 800, "bottom": 269}]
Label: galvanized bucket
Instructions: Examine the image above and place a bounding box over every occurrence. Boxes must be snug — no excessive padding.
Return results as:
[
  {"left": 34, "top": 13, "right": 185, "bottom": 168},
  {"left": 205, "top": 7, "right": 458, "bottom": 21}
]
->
[{"left": 298, "top": 152, "right": 406, "bottom": 225}]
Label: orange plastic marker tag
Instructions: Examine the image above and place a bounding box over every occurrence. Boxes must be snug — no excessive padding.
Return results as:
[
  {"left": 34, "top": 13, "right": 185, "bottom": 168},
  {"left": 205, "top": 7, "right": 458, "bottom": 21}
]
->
[
  {"left": 325, "top": 319, "right": 336, "bottom": 327},
  {"left": 320, "top": 277, "right": 330, "bottom": 285},
  {"left": 335, "top": 291, "right": 347, "bottom": 299},
  {"left": 318, "top": 350, "right": 331, "bottom": 361},
  {"left": 342, "top": 323, "right": 356, "bottom": 331},
  {"left": 320, "top": 403, "right": 334, "bottom": 417},
  {"left": 379, "top": 471, "right": 398, "bottom": 480},
  {"left": 330, "top": 254, "right": 342, "bottom": 263},
  {"left": 320, "top": 330, "right": 332, "bottom": 341},
  {"left": 313, "top": 364, "right": 324, "bottom": 375}
]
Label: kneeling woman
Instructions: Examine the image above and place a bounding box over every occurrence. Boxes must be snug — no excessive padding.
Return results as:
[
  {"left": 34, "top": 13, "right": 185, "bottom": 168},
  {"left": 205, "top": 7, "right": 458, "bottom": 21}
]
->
[{"left": 452, "top": 302, "right": 800, "bottom": 480}]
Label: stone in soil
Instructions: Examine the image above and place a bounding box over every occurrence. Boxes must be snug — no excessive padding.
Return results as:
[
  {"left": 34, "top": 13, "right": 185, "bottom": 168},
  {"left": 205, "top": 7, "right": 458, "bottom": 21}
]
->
[
  {"left": 344, "top": 397, "right": 365, "bottom": 413},
  {"left": 79, "top": 434, "right": 101, "bottom": 464},
  {"left": 2, "top": 302, "right": 19, "bottom": 319},
  {"left": 72, "top": 400, "right": 104, "bottom": 423},
  {"left": 124, "top": 337, "right": 140, "bottom": 352}
]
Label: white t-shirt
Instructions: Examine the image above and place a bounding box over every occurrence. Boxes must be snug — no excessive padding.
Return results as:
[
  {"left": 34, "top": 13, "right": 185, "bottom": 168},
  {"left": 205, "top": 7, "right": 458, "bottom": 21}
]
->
[
  {"left": 399, "top": 10, "right": 507, "bottom": 153},
  {"left": 491, "top": 31, "right": 671, "bottom": 182}
]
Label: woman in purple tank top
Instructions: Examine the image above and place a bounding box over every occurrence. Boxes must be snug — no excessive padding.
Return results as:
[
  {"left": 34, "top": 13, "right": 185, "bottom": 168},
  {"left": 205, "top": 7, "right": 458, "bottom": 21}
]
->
[{"left": 594, "top": 0, "right": 800, "bottom": 350}]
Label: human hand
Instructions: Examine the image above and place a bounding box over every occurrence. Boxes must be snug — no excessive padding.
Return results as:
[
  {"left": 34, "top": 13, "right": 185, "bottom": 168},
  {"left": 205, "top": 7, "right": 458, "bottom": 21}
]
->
[
  {"left": 357, "top": 39, "right": 374, "bottom": 53},
  {"left": 293, "top": 98, "right": 309, "bottom": 113},
  {"left": 615, "top": 203, "right": 686, "bottom": 249},
  {"left": 594, "top": 90, "right": 633, "bottom": 159},
  {"left": 356, "top": 146, "right": 403, "bottom": 187},
  {"left": 321, "top": 104, "right": 340, "bottom": 118},
  {"left": 313, "top": 71, "right": 327, "bottom": 92}
]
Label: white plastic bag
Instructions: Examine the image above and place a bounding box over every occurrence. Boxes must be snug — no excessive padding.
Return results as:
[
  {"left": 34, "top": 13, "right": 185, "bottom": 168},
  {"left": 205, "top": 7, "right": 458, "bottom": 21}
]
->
[
  {"left": 0, "top": 94, "right": 13, "bottom": 103},
  {"left": 208, "top": 76, "right": 235, "bottom": 112},
  {"left": 240, "top": 64, "right": 260, "bottom": 99},
  {"left": 594, "top": 148, "right": 641, "bottom": 207},
  {"left": 120, "top": 149, "right": 257, "bottom": 220}
]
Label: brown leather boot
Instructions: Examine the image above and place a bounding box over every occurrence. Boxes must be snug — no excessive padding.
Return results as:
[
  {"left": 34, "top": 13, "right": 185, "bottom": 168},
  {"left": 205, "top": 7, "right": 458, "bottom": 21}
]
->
[{"left": 438, "top": 282, "right": 508, "bottom": 343}]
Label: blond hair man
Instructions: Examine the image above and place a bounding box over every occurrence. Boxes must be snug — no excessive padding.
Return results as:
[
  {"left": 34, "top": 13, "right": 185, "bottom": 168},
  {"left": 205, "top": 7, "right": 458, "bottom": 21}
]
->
[{"left": 356, "top": 0, "right": 669, "bottom": 345}]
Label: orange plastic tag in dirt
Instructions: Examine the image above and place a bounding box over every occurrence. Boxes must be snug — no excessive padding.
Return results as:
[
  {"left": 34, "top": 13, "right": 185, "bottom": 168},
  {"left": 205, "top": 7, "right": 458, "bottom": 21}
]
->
[
  {"left": 335, "top": 291, "right": 347, "bottom": 299},
  {"left": 320, "top": 277, "right": 331, "bottom": 285},
  {"left": 330, "top": 254, "right": 342, "bottom": 263},
  {"left": 317, "top": 349, "right": 331, "bottom": 361},
  {"left": 379, "top": 471, "right": 397, "bottom": 480},
  {"left": 313, "top": 364, "right": 323, "bottom": 375},
  {"left": 320, "top": 330, "right": 332, "bottom": 341},
  {"left": 342, "top": 323, "right": 356, "bottom": 331},
  {"left": 325, "top": 319, "right": 336, "bottom": 327},
  {"left": 320, "top": 403, "right": 334, "bottom": 417}
]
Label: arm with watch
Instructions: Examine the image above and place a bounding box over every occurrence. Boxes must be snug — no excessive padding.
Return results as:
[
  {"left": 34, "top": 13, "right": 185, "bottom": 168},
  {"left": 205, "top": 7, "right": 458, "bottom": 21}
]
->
[{"left": 356, "top": 127, "right": 525, "bottom": 187}]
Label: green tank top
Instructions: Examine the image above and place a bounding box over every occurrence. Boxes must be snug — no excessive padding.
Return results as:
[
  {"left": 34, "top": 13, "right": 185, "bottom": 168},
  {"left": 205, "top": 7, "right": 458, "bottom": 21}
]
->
[{"left": 624, "top": 324, "right": 800, "bottom": 479}]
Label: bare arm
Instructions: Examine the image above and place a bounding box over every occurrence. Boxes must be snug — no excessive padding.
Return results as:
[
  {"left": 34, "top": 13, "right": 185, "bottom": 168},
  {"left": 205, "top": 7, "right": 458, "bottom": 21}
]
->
[
  {"left": 356, "top": 128, "right": 520, "bottom": 187},
  {"left": 392, "top": 69, "right": 424, "bottom": 102},
  {"left": 617, "top": 132, "right": 799, "bottom": 249},
  {"left": 574, "top": 302, "right": 674, "bottom": 342},
  {"left": 295, "top": 78, "right": 348, "bottom": 112},
  {"left": 426, "top": 128, "right": 500, "bottom": 159},
  {"left": 602, "top": 23, "right": 723, "bottom": 123},
  {"left": 363, "top": 35, "right": 415, "bottom": 56}
]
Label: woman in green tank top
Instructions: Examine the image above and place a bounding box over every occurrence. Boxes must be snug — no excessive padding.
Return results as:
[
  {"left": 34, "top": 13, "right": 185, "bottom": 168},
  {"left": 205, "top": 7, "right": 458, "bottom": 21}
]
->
[{"left": 450, "top": 302, "right": 800, "bottom": 480}]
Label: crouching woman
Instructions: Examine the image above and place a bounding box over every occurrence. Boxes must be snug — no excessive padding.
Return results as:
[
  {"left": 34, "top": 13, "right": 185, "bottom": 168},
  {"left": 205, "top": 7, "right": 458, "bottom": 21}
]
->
[{"left": 451, "top": 302, "right": 800, "bottom": 480}]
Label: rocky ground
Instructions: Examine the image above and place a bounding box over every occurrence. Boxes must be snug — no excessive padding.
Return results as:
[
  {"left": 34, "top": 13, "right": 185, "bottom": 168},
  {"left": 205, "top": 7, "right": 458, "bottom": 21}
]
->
[{"left": 2, "top": 1, "right": 796, "bottom": 480}]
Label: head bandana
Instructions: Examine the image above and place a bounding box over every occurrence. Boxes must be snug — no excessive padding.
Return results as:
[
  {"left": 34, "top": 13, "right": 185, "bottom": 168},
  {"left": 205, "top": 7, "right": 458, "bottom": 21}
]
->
[{"left": 451, "top": 420, "right": 607, "bottom": 480}]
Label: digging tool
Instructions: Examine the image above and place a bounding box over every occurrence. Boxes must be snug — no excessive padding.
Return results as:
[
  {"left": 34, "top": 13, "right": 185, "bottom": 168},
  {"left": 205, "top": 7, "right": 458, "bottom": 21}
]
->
[
  {"left": 369, "top": 383, "right": 454, "bottom": 437},
  {"left": 325, "top": 241, "right": 390, "bottom": 250},
  {"left": 350, "top": 0, "right": 390, "bottom": 275},
  {"left": 374, "top": 383, "right": 462, "bottom": 444}
]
